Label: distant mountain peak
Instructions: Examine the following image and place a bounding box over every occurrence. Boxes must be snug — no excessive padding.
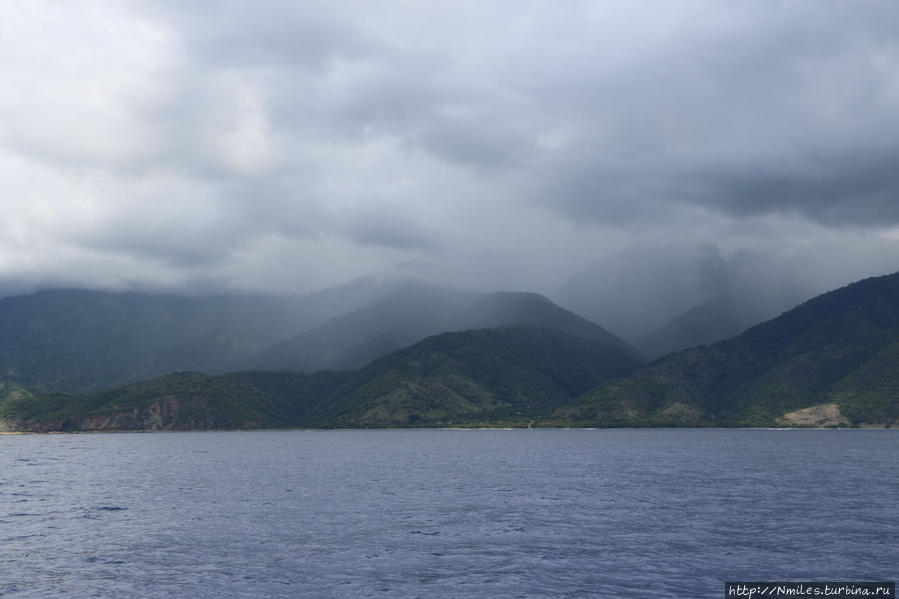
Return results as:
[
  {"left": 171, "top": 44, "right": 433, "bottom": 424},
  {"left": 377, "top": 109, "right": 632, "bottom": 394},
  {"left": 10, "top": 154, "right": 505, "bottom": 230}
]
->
[{"left": 250, "top": 284, "right": 639, "bottom": 374}]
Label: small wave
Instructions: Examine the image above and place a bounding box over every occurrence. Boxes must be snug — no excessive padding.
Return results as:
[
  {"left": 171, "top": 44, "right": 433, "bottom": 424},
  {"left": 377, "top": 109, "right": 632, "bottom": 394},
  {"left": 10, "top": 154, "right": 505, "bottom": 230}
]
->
[
  {"left": 84, "top": 556, "right": 127, "bottom": 565},
  {"left": 72, "top": 505, "right": 128, "bottom": 519}
]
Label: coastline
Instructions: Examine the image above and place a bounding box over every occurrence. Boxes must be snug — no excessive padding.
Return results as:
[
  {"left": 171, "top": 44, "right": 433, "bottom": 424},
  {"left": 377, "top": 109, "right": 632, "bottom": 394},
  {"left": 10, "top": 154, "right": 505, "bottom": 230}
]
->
[{"left": 0, "top": 424, "right": 894, "bottom": 435}]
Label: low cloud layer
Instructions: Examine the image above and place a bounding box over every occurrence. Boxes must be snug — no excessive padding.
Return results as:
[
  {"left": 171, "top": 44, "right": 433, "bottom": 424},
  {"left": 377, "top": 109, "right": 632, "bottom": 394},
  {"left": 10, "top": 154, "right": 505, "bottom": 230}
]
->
[{"left": 1, "top": 0, "right": 898, "bottom": 297}]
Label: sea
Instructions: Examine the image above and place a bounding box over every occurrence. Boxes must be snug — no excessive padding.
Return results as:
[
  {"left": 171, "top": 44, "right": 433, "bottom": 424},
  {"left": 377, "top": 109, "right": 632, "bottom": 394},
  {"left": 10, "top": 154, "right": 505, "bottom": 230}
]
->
[{"left": 1, "top": 429, "right": 897, "bottom": 598}]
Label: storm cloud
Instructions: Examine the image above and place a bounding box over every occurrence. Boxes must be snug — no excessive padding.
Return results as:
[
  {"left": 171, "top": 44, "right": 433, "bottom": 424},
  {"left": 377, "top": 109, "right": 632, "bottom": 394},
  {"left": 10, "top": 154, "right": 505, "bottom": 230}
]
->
[{"left": 1, "top": 0, "right": 898, "bottom": 297}]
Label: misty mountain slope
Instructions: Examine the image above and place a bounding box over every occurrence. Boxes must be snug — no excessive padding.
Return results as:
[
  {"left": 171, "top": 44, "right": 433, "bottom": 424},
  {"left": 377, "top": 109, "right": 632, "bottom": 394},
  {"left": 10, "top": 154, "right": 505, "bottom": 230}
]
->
[
  {"left": 573, "top": 271, "right": 899, "bottom": 426},
  {"left": 556, "top": 243, "right": 841, "bottom": 351},
  {"left": 0, "top": 326, "right": 643, "bottom": 432},
  {"left": 635, "top": 289, "right": 809, "bottom": 359},
  {"left": 0, "top": 290, "right": 295, "bottom": 392},
  {"left": 248, "top": 284, "right": 477, "bottom": 372},
  {"left": 556, "top": 244, "right": 729, "bottom": 343},
  {"left": 249, "top": 283, "right": 640, "bottom": 373},
  {"left": 7, "top": 267, "right": 899, "bottom": 432},
  {"left": 0, "top": 275, "right": 412, "bottom": 393},
  {"left": 461, "top": 291, "right": 631, "bottom": 348}
]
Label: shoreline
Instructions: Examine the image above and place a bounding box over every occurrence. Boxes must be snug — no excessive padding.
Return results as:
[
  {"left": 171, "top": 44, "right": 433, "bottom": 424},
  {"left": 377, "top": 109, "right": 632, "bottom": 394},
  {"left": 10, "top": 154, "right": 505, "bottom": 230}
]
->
[{"left": 0, "top": 424, "right": 894, "bottom": 435}]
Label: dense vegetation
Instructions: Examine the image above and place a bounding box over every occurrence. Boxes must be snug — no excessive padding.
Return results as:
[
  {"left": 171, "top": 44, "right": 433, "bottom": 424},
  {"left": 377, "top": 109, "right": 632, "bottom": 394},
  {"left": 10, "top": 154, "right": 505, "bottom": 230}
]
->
[
  {"left": 326, "top": 326, "right": 642, "bottom": 427},
  {"left": 634, "top": 291, "right": 802, "bottom": 359},
  {"left": 0, "top": 327, "right": 642, "bottom": 431},
  {"left": 0, "top": 370, "right": 350, "bottom": 432},
  {"left": 1, "top": 272, "right": 897, "bottom": 432},
  {"left": 573, "top": 272, "right": 899, "bottom": 427}
]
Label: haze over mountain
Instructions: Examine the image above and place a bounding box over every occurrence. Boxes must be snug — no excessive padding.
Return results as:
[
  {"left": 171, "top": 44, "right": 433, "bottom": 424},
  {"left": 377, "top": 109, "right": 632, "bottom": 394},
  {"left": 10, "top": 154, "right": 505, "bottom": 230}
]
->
[
  {"left": 554, "top": 242, "right": 892, "bottom": 357},
  {"left": 635, "top": 292, "right": 801, "bottom": 360},
  {"left": 2, "top": 3, "right": 899, "bottom": 431},
  {"left": 251, "top": 282, "right": 636, "bottom": 373},
  {"left": 0, "top": 326, "right": 643, "bottom": 432},
  {"left": 0, "top": 272, "right": 413, "bottom": 393},
  {"left": 2, "top": 3, "right": 899, "bottom": 306},
  {"left": 0, "top": 275, "right": 635, "bottom": 394},
  {"left": 3, "top": 271, "right": 897, "bottom": 431},
  {"left": 573, "top": 271, "right": 899, "bottom": 427}
]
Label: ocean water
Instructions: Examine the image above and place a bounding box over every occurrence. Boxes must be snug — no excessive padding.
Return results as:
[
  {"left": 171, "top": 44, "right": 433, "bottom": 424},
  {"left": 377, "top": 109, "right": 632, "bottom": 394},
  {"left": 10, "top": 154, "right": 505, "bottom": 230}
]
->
[{"left": 1, "top": 429, "right": 897, "bottom": 598}]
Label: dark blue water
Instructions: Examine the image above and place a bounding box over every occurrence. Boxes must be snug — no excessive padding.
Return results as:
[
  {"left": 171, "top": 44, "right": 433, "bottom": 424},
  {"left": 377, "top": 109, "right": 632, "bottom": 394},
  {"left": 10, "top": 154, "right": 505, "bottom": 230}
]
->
[{"left": 1, "top": 429, "right": 897, "bottom": 598}]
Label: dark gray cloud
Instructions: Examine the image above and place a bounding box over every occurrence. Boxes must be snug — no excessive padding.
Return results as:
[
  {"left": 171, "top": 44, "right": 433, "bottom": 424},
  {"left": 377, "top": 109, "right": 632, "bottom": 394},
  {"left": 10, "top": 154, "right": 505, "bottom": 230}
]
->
[
  {"left": 0, "top": 0, "right": 897, "bottom": 297},
  {"left": 686, "top": 146, "right": 899, "bottom": 226},
  {"left": 516, "top": 1, "right": 899, "bottom": 227}
]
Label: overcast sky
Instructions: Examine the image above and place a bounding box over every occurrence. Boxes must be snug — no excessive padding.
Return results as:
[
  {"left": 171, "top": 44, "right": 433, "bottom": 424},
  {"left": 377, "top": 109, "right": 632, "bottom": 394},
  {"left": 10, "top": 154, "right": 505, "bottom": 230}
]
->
[{"left": 2, "top": 0, "right": 898, "bottom": 297}]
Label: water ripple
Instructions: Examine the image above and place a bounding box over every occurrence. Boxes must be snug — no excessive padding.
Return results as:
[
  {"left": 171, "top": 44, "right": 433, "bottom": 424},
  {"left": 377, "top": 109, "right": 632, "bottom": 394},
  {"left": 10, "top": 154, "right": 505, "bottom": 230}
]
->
[{"left": 0, "top": 429, "right": 897, "bottom": 598}]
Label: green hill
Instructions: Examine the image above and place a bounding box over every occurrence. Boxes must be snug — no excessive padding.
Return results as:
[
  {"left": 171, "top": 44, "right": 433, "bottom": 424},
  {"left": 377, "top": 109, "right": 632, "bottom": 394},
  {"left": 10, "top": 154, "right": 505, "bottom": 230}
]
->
[
  {"left": 4, "top": 272, "right": 898, "bottom": 432},
  {"left": 573, "top": 272, "right": 899, "bottom": 427},
  {"left": 0, "top": 327, "right": 642, "bottom": 431},
  {"left": 323, "top": 326, "right": 642, "bottom": 427},
  {"left": 0, "top": 370, "right": 348, "bottom": 432},
  {"left": 250, "top": 283, "right": 636, "bottom": 372}
]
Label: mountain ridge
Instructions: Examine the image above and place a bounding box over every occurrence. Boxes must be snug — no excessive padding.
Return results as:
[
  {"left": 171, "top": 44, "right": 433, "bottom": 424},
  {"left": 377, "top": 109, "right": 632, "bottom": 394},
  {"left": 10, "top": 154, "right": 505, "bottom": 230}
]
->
[
  {"left": 571, "top": 271, "right": 899, "bottom": 427},
  {"left": 0, "top": 326, "right": 642, "bottom": 431},
  {"left": 249, "top": 283, "right": 637, "bottom": 373},
  {"left": 0, "top": 275, "right": 427, "bottom": 393},
  {"left": 2, "top": 271, "right": 898, "bottom": 431}
]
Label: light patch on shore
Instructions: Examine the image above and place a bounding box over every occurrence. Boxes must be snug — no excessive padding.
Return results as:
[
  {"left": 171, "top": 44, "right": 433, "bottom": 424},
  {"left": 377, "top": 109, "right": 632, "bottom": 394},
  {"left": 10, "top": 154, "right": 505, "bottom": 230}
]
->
[{"left": 775, "top": 403, "right": 850, "bottom": 428}]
